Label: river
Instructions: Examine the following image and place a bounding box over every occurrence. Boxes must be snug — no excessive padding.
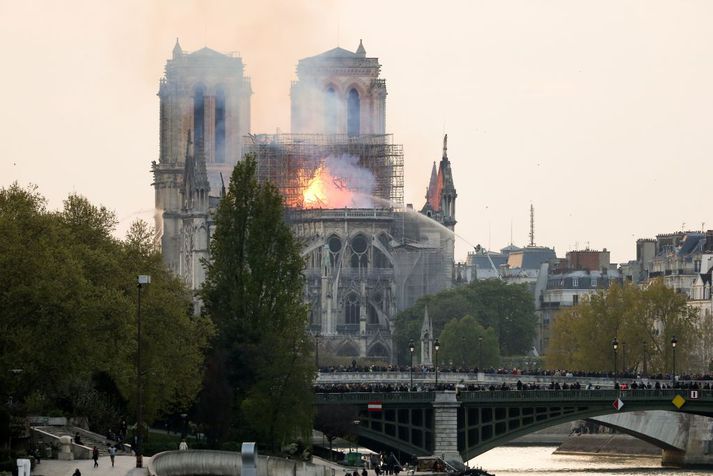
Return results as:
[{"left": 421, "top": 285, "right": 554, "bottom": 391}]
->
[{"left": 468, "top": 446, "right": 712, "bottom": 475}]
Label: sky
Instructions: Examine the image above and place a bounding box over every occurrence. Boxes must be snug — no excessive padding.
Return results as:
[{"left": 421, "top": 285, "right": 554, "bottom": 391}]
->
[{"left": 1, "top": 0, "right": 712, "bottom": 263}]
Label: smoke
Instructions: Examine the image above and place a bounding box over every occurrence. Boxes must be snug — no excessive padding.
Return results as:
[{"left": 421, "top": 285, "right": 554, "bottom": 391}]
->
[{"left": 318, "top": 154, "right": 376, "bottom": 208}]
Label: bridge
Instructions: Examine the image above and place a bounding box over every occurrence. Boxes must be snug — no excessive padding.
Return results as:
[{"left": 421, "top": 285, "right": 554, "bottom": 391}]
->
[{"left": 314, "top": 389, "right": 713, "bottom": 467}]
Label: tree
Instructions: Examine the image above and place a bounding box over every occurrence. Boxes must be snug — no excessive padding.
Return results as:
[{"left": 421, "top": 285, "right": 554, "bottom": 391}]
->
[
  {"left": 314, "top": 405, "right": 359, "bottom": 460},
  {"left": 438, "top": 315, "right": 499, "bottom": 368},
  {"left": 545, "top": 280, "right": 697, "bottom": 374},
  {"left": 201, "top": 155, "right": 314, "bottom": 450},
  {"left": 394, "top": 280, "right": 536, "bottom": 364},
  {"left": 0, "top": 184, "right": 213, "bottom": 430}
]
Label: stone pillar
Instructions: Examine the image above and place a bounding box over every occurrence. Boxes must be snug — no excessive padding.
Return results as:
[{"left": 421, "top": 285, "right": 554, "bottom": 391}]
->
[
  {"left": 432, "top": 392, "right": 462, "bottom": 467},
  {"left": 58, "top": 435, "right": 73, "bottom": 460}
]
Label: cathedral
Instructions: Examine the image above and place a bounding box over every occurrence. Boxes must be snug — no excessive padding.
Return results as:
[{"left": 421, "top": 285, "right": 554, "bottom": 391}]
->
[{"left": 153, "top": 40, "right": 457, "bottom": 363}]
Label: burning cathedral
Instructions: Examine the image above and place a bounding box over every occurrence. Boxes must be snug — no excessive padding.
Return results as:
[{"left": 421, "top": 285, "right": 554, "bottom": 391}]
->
[{"left": 153, "top": 40, "right": 457, "bottom": 363}]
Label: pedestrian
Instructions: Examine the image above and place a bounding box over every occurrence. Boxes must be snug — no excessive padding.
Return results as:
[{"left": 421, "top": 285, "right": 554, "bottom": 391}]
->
[
  {"left": 74, "top": 432, "right": 83, "bottom": 445},
  {"left": 179, "top": 439, "right": 188, "bottom": 451},
  {"left": 108, "top": 445, "right": 116, "bottom": 467},
  {"left": 92, "top": 446, "right": 99, "bottom": 467},
  {"left": 73, "top": 469, "right": 81, "bottom": 476},
  {"left": 361, "top": 467, "right": 368, "bottom": 476}
]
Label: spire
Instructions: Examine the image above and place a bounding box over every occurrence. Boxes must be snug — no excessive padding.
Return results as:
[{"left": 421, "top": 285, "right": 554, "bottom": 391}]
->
[
  {"left": 442, "top": 133, "right": 448, "bottom": 160},
  {"left": 420, "top": 305, "right": 434, "bottom": 366},
  {"left": 173, "top": 37, "right": 183, "bottom": 59},
  {"left": 426, "top": 161, "right": 437, "bottom": 199},
  {"left": 182, "top": 130, "right": 195, "bottom": 209},
  {"left": 356, "top": 39, "right": 366, "bottom": 57}
]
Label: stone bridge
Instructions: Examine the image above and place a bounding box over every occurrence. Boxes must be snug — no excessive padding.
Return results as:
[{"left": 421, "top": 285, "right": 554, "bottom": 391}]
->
[{"left": 314, "top": 389, "right": 713, "bottom": 467}]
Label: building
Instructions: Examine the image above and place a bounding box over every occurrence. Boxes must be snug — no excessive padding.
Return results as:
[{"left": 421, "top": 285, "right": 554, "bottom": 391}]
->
[
  {"left": 153, "top": 40, "right": 251, "bottom": 282},
  {"left": 153, "top": 41, "right": 457, "bottom": 363}
]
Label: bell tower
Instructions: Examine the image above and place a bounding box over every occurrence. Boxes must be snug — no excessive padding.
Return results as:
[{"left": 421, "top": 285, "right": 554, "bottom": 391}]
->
[
  {"left": 153, "top": 39, "right": 251, "bottom": 271},
  {"left": 290, "top": 40, "right": 387, "bottom": 135}
]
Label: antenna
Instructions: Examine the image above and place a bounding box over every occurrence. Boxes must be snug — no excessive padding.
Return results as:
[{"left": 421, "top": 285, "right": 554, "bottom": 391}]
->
[{"left": 529, "top": 204, "right": 535, "bottom": 247}]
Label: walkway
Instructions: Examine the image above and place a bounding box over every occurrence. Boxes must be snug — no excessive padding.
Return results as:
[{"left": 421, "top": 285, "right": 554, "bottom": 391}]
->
[{"left": 32, "top": 455, "right": 148, "bottom": 476}]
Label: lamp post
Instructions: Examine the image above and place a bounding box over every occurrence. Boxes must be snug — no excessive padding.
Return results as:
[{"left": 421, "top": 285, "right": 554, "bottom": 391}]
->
[
  {"left": 408, "top": 340, "right": 415, "bottom": 390},
  {"left": 671, "top": 335, "right": 678, "bottom": 384},
  {"left": 434, "top": 339, "right": 440, "bottom": 387},
  {"left": 7, "top": 368, "right": 23, "bottom": 454},
  {"left": 136, "top": 275, "right": 150, "bottom": 468},
  {"left": 622, "top": 341, "right": 627, "bottom": 374},
  {"left": 478, "top": 336, "right": 483, "bottom": 371},
  {"left": 611, "top": 338, "right": 618, "bottom": 387},
  {"left": 641, "top": 340, "right": 648, "bottom": 377},
  {"left": 314, "top": 333, "right": 320, "bottom": 369}
]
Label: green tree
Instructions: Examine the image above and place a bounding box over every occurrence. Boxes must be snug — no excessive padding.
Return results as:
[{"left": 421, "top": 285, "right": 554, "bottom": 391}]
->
[
  {"left": 394, "top": 280, "right": 536, "bottom": 364},
  {"left": 438, "top": 315, "right": 499, "bottom": 368},
  {"left": 546, "top": 280, "right": 697, "bottom": 374},
  {"left": 201, "top": 155, "right": 314, "bottom": 450},
  {"left": 0, "top": 184, "right": 212, "bottom": 430}
]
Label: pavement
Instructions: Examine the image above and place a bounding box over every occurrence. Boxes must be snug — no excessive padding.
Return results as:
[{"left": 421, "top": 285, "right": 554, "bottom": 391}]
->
[{"left": 32, "top": 455, "right": 149, "bottom": 476}]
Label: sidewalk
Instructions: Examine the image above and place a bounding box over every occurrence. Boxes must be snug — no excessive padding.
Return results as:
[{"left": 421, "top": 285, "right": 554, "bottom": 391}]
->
[{"left": 32, "top": 455, "right": 149, "bottom": 476}]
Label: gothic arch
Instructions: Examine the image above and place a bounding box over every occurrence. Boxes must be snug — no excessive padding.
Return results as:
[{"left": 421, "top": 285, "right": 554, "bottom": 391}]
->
[
  {"left": 336, "top": 341, "right": 359, "bottom": 357},
  {"left": 215, "top": 86, "right": 227, "bottom": 163},
  {"left": 349, "top": 233, "right": 368, "bottom": 268},
  {"left": 347, "top": 87, "right": 360, "bottom": 137},
  {"left": 367, "top": 342, "right": 389, "bottom": 358},
  {"left": 193, "top": 84, "right": 206, "bottom": 146},
  {"left": 344, "top": 292, "right": 360, "bottom": 325}
]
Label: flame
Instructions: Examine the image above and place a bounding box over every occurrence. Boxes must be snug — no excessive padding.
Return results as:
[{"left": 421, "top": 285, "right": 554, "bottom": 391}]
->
[{"left": 300, "top": 165, "right": 357, "bottom": 209}]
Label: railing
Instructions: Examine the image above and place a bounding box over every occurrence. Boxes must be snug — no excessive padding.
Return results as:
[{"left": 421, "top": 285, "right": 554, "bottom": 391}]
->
[
  {"left": 314, "top": 389, "right": 713, "bottom": 404},
  {"left": 315, "top": 392, "right": 435, "bottom": 403}
]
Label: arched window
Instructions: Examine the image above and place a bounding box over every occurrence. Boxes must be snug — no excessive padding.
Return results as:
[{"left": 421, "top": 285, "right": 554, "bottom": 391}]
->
[
  {"left": 347, "top": 88, "right": 360, "bottom": 137},
  {"left": 368, "top": 303, "right": 380, "bottom": 324},
  {"left": 350, "top": 234, "right": 368, "bottom": 268},
  {"left": 368, "top": 343, "right": 389, "bottom": 358},
  {"left": 325, "top": 86, "right": 337, "bottom": 134},
  {"left": 328, "top": 235, "right": 342, "bottom": 267},
  {"left": 215, "top": 88, "right": 226, "bottom": 163},
  {"left": 345, "top": 293, "right": 360, "bottom": 324},
  {"left": 193, "top": 85, "right": 206, "bottom": 146}
]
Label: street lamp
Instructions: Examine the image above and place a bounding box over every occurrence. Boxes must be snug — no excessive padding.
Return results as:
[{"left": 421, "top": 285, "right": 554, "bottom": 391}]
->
[
  {"left": 434, "top": 339, "right": 440, "bottom": 387},
  {"left": 408, "top": 340, "right": 415, "bottom": 390},
  {"left": 478, "top": 336, "right": 483, "bottom": 371},
  {"left": 611, "top": 338, "right": 618, "bottom": 387},
  {"left": 314, "top": 333, "right": 321, "bottom": 369},
  {"left": 671, "top": 335, "right": 678, "bottom": 383},
  {"left": 136, "top": 274, "right": 150, "bottom": 468},
  {"left": 7, "top": 368, "right": 23, "bottom": 454}
]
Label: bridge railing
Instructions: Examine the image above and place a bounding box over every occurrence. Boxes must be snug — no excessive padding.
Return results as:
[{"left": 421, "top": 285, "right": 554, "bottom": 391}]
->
[
  {"left": 314, "top": 389, "right": 713, "bottom": 404},
  {"left": 314, "top": 392, "right": 435, "bottom": 403}
]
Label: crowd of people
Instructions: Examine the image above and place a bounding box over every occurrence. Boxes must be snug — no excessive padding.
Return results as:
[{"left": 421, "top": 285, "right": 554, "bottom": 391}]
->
[
  {"left": 318, "top": 364, "right": 713, "bottom": 382},
  {"left": 314, "top": 379, "right": 713, "bottom": 394}
]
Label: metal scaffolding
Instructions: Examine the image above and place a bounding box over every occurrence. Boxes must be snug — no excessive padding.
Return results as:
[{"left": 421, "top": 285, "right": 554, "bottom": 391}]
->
[{"left": 244, "top": 133, "right": 404, "bottom": 208}]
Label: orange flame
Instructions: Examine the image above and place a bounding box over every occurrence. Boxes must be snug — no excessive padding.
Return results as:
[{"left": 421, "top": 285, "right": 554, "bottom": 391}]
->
[{"left": 300, "top": 165, "right": 356, "bottom": 209}]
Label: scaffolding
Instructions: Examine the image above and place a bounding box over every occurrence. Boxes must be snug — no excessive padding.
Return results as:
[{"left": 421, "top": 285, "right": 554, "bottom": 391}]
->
[{"left": 244, "top": 134, "right": 404, "bottom": 208}]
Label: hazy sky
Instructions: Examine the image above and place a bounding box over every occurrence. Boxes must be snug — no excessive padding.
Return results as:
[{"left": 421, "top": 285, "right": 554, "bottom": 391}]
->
[{"left": 1, "top": 0, "right": 712, "bottom": 263}]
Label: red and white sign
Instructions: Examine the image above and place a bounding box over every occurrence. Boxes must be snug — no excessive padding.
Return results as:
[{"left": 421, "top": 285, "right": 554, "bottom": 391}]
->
[
  {"left": 690, "top": 390, "right": 700, "bottom": 400},
  {"left": 612, "top": 398, "right": 624, "bottom": 411},
  {"left": 368, "top": 402, "right": 383, "bottom": 412}
]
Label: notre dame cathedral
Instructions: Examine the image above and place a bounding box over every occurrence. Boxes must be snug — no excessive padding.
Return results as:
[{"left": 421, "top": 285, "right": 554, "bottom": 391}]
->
[{"left": 152, "top": 39, "right": 457, "bottom": 363}]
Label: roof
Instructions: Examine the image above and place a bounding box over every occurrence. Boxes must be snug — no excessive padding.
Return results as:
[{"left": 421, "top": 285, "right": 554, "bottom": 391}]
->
[
  {"left": 303, "top": 47, "right": 359, "bottom": 61},
  {"left": 189, "top": 47, "right": 228, "bottom": 58}
]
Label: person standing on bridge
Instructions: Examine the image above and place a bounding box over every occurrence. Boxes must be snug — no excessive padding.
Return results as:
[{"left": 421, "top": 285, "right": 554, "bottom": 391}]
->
[{"left": 92, "top": 446, "right": 99, "bottom": 468}]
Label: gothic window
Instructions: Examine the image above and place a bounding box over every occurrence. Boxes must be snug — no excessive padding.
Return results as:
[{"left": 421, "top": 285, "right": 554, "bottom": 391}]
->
[
  {"left": 373, "top": 246, "right": 391, "bottom": 269},
  {"left": 325, "top": 86, "right": 337, "bottom": 134},
  {"left": 328, "top": 234, "right": 341, "bottom": 267},
  {"left": 368, "top": 343, "right": 389, "bottom": 358},
  {"left": 345, "top": 293, "right": 360, "bottom": 324},
  {"left": 347, "top": 88, "right": 360, "bottom": 137},
  {"left": 368, "top": 303, "right": 379, "bottom": 324},
  {"left": 215, "top": 88, "right": 226, "bottom": 163},
  {"left": 193, "top": 85, "right": 206, "bottom": 146},
  {"left": 350, "top": 234, "right": 368, "bottom": 268}
]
